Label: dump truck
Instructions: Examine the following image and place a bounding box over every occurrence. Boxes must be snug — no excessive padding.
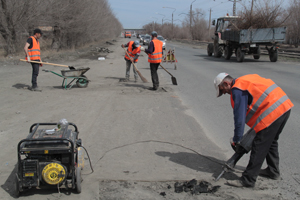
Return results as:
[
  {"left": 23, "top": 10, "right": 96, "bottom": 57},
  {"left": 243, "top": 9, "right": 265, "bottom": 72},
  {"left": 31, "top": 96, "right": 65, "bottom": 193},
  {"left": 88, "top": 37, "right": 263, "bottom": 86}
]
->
[{"left": 207, "top": 15, "right": 286, "bottom": 62}]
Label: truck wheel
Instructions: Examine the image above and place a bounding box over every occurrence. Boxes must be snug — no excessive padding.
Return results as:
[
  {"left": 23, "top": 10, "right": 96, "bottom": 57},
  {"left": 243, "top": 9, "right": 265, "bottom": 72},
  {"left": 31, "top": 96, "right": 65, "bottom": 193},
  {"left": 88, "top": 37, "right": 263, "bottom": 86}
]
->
[
  {"left": 76, "top": 167, "right": 82, "bottom": 193},
  {"left": 214, "top": 44, "right": 223, "bottom": 58},
  {"left": 236, "top": 47, "right": 244, "bottom": 62},
  {"left": 253, "top": 47, "right": 260, "bottom": 59},
  {"left": 224, "top": 46, "right": 232, "bottom": 60},
  {"left": 207, "top": 43, "right": 213, "bottom": 56},
  {"left": 269, "top": 49, "right": 278, "bottom": 62}
]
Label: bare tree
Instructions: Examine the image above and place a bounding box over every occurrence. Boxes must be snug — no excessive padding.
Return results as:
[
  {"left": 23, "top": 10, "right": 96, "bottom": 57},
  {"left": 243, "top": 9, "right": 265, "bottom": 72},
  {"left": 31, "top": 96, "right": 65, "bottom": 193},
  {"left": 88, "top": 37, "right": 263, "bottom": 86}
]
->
[
  {"left": 0, "top": 0, "right": 123, "bottom": 55},
  {"left": 286, "top": 0, "right": 300, "bottom": 47}
]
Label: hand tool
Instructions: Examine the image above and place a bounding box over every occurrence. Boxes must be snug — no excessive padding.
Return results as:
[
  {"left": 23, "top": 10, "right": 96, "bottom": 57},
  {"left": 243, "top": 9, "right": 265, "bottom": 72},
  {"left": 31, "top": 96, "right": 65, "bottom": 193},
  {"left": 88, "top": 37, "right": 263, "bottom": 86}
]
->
[
  {"left": 19, "top": 59, "right": 75, "bottom": 70},
  {"left": 159, "top": 64, "right": 178, "bottom": 85},
  {"left": 215, "top": 129, "right": 256, "bottom": 181},
  {"left": 122, "top": 47, "right": 148, "bottom": 83}
]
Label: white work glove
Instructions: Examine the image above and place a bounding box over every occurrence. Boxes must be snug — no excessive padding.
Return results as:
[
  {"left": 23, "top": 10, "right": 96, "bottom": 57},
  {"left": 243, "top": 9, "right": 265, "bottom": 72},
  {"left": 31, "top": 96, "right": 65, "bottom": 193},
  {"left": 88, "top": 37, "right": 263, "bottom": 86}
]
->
[
  {"left": 140, "top": 46, "right": 145, "bottom": 51},
  {"left": 27, "top": 57, "right": 31, "bottom": 63}
]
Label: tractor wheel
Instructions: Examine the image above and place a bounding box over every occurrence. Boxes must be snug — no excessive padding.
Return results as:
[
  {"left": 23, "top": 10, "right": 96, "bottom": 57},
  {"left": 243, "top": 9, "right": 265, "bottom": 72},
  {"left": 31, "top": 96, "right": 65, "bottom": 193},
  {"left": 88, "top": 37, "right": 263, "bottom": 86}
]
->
[
  {"left": 214, "top": 44, "right": 223, "bottom": 58},
  {"left": 224, "top": 46, "right": 232, "bottom": 60},
  {"left": 253, "top": 47, "right": 261, "bottom": 59},
  {"left": 207, "top": 43, "right": 213, "bottom": 56},
  {"left": 269, "top": 49, "right": 278, "bottom": 62},
  {"left": 76, "top": 75, "right": 89, "bottom": 88},
  {"left": 76, "top": 167, "right": 82, "bottom": 193},
  {"left": 236, "top": 47, "right": 245, "bottom": 62}
]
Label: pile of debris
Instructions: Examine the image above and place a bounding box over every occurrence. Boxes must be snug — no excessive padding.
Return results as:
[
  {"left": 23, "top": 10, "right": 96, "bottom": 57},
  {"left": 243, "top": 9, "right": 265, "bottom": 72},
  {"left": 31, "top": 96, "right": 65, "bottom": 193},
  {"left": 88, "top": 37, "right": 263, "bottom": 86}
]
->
[
  {"left": 94, "top": 47, "right": 113, "bottom": 53},
  {"left": 174, "top": 179, "right": 220, "bottom": 195}
]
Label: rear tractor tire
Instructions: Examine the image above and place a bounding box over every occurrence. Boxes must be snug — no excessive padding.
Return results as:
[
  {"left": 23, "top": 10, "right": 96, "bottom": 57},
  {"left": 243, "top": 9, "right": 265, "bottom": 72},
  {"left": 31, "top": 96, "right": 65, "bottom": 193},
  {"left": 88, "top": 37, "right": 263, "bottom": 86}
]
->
[
  {"left": 224, "top": 46, "right": 232, "bottom": 60},
  {"left": 236, "top": 47, "right": 245, "bottom": 62}
]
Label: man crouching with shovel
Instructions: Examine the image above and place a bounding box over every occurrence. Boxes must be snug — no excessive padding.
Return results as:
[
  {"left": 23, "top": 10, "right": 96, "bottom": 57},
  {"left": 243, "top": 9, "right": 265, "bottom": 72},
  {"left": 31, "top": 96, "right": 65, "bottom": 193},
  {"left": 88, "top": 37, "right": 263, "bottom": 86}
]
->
[
  {"left": 214, "top": 72, "right": 293, "bottom": 187},
  {"left": 121, "top": 40, "right": 141, "bottom": 82}
]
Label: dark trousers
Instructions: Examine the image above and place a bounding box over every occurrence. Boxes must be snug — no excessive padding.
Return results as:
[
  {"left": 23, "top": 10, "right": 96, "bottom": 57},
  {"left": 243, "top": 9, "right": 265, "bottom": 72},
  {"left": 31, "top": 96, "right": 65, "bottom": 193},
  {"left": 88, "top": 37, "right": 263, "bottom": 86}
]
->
[
  {"left": 31, "top": 62, "right": 40, "bottom": 88},
  {"left": 150, "top": 63, "right": 160, "bottom": 88},
  {"left": 241, "top": 110, "right": 291, "bottom": 187}
]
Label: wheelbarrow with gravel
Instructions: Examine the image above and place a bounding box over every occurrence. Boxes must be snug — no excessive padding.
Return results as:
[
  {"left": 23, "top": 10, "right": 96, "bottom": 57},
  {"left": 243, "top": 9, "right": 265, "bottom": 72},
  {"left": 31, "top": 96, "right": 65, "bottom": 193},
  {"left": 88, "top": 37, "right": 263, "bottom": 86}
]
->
[{"left": 43, "top": 67, "right": 90, "bottom": 89}]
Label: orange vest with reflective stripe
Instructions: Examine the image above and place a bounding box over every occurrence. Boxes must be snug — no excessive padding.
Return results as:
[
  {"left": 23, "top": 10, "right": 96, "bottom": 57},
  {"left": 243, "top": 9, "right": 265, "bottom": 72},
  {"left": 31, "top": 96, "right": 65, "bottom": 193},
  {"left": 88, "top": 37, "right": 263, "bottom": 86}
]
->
[
  {"left": 148, "top": 38, "right": 163, "bottom": 63},
  {"left": 230, "top": 74, "right": 293, "bottom": 133},
  {"left": 125, "top": 41, "right": 140, "bottom": 62},
  {"left": 26, "top": 36, "right": 41, "bottom": 61}
]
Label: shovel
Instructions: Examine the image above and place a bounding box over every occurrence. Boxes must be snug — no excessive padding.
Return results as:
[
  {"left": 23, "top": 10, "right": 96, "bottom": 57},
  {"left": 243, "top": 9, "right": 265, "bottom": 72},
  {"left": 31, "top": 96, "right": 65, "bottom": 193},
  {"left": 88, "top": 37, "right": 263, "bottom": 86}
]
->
[
  {"left": 160, "top": 64, "right": 178, "bottom": 85},
  {"left": 19, "top": 59, "right": 75, "bottom": 70}
]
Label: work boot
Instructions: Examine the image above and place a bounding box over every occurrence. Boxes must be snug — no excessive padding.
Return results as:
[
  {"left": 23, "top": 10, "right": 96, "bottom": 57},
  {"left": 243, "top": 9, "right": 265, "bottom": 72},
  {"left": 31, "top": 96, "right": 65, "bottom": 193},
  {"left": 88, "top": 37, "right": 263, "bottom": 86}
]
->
[
  {"left": 31, "top": 87, "right": 42, "bottom": 92},
  {"left": 226, "top": 180, "right": 244, "bottom": 188},
  {"left": 259, "top": 168, "right": 280, "bottom": 180}
]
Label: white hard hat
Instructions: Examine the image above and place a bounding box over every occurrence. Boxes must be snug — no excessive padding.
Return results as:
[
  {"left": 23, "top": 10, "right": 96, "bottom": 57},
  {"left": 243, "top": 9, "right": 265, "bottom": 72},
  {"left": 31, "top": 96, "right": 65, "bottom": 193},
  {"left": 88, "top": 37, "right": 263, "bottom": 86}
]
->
[{"left": 214, "top": 72, "right": 229, "bottom": 97}]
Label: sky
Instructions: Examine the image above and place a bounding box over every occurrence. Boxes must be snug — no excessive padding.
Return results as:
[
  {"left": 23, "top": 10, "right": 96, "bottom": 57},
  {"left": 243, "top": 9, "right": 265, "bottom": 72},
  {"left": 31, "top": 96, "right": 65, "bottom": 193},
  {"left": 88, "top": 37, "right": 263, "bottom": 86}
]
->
[
  {"left": 108, "top": 0, "right": 245, "bottom": 29},
  {"left": 108, "top": 0, "right": 290, "bottom": 29}
]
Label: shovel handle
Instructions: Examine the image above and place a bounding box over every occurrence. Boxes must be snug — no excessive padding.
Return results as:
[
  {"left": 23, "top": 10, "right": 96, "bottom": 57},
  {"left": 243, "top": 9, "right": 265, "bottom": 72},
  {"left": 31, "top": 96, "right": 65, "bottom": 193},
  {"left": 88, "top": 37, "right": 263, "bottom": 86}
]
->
[{"left": 19, "top": 59, "right": 69, "bottom": 68}]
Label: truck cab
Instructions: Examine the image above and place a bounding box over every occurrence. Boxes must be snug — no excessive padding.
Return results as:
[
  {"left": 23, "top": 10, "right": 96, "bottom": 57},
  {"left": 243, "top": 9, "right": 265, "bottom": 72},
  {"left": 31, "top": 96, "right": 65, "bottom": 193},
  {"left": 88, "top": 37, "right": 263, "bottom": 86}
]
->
[{"left": 125, "top": 31, "right": 132, "bottom": 38}]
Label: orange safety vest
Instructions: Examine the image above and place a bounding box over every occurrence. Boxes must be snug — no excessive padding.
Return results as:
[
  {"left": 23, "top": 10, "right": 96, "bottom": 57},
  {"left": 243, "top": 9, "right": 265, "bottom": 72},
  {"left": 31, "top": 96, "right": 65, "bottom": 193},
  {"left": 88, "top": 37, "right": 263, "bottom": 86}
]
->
[
  {"left": 125, "top": 41, "right": 140, "bottom": 62},
  {"left": 26, "top": 36, "right": 41, "bottom": 61},
  {"left": 230, "top": 74, "right": 293, "bottom": 133},
  {"left": 148, "top": 38, "right": 163, "bottom": 63}
]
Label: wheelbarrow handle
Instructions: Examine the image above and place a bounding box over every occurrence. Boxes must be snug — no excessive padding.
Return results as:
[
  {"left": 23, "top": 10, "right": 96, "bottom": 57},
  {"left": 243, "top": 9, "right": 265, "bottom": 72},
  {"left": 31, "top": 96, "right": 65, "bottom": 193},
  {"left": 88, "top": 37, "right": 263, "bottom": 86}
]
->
[{"left": 19, "top": 59, "right": 71, "bottom": 68}]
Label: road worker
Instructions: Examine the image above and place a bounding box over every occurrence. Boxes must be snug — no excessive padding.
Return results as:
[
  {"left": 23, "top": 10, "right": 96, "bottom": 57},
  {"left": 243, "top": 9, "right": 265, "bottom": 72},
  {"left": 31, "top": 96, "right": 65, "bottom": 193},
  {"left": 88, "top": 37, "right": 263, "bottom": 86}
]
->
[
  {"left": 145, "top": 31, "right": 163, "bottom": 90},
  {"left": 24, "top": 28, "right": 43, "bottom": 91},
  {"left": 121, "top": 40, "right": 141, "bottom": 82},
  {"left": 214, "top": 73, "right": 293, "bottom": 187}
]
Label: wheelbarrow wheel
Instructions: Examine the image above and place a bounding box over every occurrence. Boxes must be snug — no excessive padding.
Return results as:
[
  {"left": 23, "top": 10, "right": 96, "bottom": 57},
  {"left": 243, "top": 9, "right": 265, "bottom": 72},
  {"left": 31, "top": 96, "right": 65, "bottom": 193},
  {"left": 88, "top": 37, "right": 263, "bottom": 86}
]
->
[
  {"left": 76, "top": 167, "right": 82, "bottom": 193},
  {"left": 76, "top": 75, "right": 89, "bottom": 88}
]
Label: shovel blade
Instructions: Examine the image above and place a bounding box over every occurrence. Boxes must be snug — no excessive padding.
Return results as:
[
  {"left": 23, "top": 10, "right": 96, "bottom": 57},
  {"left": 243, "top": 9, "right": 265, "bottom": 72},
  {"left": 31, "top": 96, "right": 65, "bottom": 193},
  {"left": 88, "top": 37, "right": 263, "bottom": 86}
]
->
[{"left": 171, "top": 77, "right": 178, "bottom": 85}]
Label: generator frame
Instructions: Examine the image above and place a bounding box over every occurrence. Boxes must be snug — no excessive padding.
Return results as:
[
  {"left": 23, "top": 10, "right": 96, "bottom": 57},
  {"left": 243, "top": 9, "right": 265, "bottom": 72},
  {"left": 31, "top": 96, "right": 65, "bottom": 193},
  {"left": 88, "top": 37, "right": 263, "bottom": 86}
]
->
[{"left": 15, "top": 122, "right": 83, "bottom": 197}]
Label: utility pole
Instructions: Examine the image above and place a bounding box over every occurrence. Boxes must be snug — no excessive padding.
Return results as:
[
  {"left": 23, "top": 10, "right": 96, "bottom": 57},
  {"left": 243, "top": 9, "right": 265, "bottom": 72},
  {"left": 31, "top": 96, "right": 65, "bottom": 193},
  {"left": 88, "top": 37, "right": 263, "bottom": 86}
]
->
[
  {"left": 229, "top": 0, "right": 241, "bottom": 16},
  {"left": 208, "top": 8, "right": 212, "bottom": 39},
  {"left": 190, "top": 0, "right": 196, "bottom": 40}
]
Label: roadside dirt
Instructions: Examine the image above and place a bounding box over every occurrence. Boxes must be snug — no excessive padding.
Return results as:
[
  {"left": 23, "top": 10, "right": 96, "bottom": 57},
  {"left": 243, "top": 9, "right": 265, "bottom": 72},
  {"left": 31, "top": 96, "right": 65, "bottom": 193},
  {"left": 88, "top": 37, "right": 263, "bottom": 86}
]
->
[{"left": 0, "top": 37, "right": 297, "bottom": 200}]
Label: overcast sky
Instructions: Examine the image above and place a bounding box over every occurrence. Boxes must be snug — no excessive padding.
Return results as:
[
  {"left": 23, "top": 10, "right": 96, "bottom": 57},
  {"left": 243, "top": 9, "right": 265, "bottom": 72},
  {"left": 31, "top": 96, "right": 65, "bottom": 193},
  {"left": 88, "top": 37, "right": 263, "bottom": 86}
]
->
[{"left": 108, "top": 0, "right": 289, "bottom": 29}]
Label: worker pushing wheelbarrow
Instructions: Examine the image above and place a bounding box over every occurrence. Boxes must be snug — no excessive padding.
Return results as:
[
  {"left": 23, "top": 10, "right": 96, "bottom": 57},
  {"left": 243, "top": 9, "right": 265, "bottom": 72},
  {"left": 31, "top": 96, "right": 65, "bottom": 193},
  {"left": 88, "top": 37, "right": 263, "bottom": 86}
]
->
[{"left": 20, "top": 59, "right": 90, "bottom": 89}]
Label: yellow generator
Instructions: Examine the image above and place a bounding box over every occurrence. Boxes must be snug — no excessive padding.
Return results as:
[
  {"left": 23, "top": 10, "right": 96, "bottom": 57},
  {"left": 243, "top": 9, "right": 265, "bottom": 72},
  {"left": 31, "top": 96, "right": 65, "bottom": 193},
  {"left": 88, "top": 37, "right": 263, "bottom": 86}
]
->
[{"left": 15, "top": 122, "right": 85, "bottom": 197}]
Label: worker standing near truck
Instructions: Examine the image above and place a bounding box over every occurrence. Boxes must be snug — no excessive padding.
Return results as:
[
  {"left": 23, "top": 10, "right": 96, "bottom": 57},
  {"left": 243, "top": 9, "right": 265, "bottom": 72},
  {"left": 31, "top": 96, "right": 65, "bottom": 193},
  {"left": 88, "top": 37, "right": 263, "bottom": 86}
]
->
[
  {"left": 24, "top": 28, "right": 43, "bottom": 91},
  {"left": 121, "top": 40, "right": 141, "bottom": 82},
  {"left": 145, "top": 31, "right": 163, "bottom": 91},
  {"left": 214, "top": 72, "right": 293, "bottom": 187}
]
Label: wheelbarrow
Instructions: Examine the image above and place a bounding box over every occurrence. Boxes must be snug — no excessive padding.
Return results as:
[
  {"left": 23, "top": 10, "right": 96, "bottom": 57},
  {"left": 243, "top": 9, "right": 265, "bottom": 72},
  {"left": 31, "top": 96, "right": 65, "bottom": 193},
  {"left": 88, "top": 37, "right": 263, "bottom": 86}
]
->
[{"left": 43, "top": 67, "right": 90, "bottom": 89}]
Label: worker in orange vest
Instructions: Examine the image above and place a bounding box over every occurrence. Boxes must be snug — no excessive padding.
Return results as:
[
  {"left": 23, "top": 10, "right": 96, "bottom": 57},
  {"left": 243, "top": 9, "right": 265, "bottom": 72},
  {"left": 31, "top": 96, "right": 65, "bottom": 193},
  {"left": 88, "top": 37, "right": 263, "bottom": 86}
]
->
[
  {"left": 214, "top": 73, "right": 293, "bottom": 188},
  {"left": 145, "top": 31, "right": 163, "bottom": 90},
  {"left": 24, "top": 28, "right": 43, "bottom": 91},
  {"left": 121, "top": 40, "right": 141, "bottom": 82}
]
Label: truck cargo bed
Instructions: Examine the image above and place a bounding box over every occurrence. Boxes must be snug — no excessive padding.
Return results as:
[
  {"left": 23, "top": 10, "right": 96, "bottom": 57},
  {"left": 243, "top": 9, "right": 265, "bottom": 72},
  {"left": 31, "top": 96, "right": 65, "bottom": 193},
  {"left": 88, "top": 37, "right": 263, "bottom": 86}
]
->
[{"left": 222, "top": 27, "right": 286, "bottom": 44}]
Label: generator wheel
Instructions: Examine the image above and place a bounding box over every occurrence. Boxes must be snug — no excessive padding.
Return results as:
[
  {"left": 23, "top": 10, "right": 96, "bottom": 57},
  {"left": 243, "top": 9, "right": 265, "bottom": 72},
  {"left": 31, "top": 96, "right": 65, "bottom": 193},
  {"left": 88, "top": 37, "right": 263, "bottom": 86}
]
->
[
  {"left": 76, "top": 167, "right": 82, "bottom": 193},
  {"left": 15, "top": 174, "right": 20, "bottom": 198},
  {"left": 76, "top": 75, "right": 89, "bottom": 88}
]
